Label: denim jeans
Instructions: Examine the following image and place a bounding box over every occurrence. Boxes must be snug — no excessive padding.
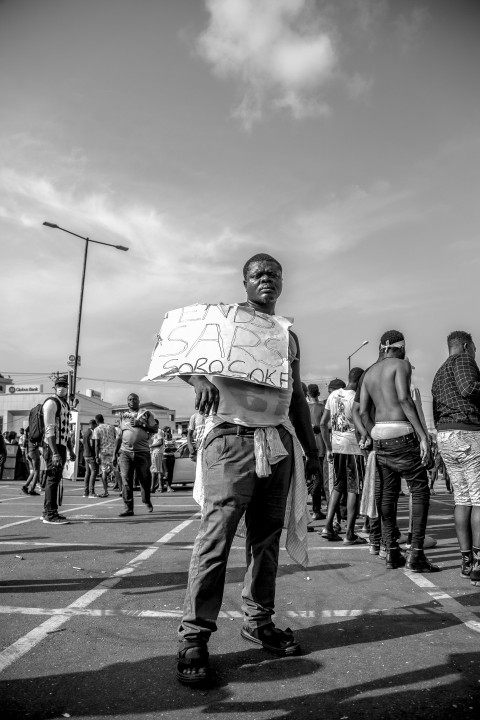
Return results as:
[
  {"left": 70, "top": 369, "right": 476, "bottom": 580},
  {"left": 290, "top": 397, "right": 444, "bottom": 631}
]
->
[
  {"left": 43, "top": 444, "right": 66, "bottom": 519},
  {"left": 84, "top": 457, "right": 98, "bottom": 495},
  {"left": 118, "top": 451, "right": 151, "bottom": 510},
  {"left": 179, "top": 426, "right": 292, "bottom": 644},
  {"left": 374, "top": 433, "right": 430, "bottom": 549}
]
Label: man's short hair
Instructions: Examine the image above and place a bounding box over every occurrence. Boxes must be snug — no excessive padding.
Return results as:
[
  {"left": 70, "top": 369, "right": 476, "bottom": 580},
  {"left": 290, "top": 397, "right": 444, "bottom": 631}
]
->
[
  {"left": 307, "top": 383, "right": 319, "bottom": 398},
  {"left": 89, "top": 419, "right": 97, "bottom": 427},
  {"left": 348, "top": 367, "right": 364, "bottom": 384},
  {"left": 447, "top": 330, "right": 473, "bottom": 349},
  {"left": 95, "top": 414, "right": 104, "bottom": 424},
  {"left": 328, "top": 378, "right": 346, "bottom": 392},
  {"left": 242, "top": 254, "right": 282, "bottom": 279},
  {"left": 380, "top": 330, "right": 405, "bottom": 347}
]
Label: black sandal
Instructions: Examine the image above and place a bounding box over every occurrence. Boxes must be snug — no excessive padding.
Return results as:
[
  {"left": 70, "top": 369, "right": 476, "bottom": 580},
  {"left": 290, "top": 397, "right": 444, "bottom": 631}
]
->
[
  {"left": 176, "top": 644, "right": 210, "bottom": 685},
  {"left": 241, "top": 624, "right": 300, "bottom": 656}
]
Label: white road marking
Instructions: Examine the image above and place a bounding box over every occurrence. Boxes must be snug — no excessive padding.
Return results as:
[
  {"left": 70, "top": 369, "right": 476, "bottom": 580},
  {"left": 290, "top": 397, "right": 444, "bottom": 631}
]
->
[
  {"left": 0, "top": 540, "right": 196, "bottom": 548},
  {"left": 404, "top": 570, "right": 480, "bottom": 635},
  {"left": 0, "top": 606, "right": 391, "bottom": 620},
  {"left": 0, "top": 512, "right": 200, "bottom": 673},
  {"left": 0, "top": 497, "right": 122, "bottom": 530}
]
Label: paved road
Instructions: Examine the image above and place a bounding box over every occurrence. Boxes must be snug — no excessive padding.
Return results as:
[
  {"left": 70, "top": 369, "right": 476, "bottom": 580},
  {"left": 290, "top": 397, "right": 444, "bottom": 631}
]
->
[{"left": 0, "top": 478, "right": 479, "bottom": 720}]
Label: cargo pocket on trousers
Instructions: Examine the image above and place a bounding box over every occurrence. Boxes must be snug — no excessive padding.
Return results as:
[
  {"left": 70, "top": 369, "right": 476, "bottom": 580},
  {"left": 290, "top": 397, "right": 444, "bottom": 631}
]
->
[{"left": 204, "top": 436, "right": 228, "bottom": 469}]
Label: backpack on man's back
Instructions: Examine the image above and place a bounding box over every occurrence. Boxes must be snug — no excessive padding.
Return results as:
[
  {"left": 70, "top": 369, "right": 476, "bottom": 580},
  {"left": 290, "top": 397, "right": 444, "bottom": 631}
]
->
[{"left": 29, "top": 397, "right": 62, "bottom": 444}]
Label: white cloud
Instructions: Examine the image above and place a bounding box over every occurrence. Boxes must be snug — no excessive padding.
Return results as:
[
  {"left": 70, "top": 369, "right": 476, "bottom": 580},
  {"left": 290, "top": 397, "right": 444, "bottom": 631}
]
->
[
  {"left": 291, "top": 181, "right": 418, "bottom": 258},
  {"left": 198, "top": 0, "right": 337, "bottom": 128}
]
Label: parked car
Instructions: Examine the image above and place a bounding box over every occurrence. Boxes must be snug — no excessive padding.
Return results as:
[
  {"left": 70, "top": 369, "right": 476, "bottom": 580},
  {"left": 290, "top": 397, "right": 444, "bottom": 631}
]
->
[{"left": 171, "top": 442, "right": 196, "bottom": 486}]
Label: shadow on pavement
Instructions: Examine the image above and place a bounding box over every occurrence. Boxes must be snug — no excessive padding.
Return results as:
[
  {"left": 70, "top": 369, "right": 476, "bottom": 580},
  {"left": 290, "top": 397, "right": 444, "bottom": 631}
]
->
[{"left": 2, "top": 647, "right": 479, "bottom": 719}]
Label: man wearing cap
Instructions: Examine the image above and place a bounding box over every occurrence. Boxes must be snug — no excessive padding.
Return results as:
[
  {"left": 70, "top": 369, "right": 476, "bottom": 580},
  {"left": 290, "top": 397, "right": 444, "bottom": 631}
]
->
[
  {"left": 42, "top": 375, "right": 76, "bottom": 525},
  {"left": 360, "top": 330, "right": 438, "bottom": 572}
]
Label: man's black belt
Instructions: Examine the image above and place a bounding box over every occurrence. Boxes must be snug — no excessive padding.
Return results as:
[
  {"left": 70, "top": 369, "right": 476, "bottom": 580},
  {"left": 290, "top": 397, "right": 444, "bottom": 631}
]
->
[{"left": 372, "top": 432, "right": 417, "bottom": 449}]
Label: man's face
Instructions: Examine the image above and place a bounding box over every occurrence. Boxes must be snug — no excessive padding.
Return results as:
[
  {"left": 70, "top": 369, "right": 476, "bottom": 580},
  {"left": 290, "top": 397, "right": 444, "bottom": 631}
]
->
[
  {"left": 244, "top": 261, "right": 282, "bottom": 307},
  {"left": 127, "top": 394, "right": 140, "bottom": 411},
  {"left": 55, "top": 383, "right": 68, "bottom": 398}
]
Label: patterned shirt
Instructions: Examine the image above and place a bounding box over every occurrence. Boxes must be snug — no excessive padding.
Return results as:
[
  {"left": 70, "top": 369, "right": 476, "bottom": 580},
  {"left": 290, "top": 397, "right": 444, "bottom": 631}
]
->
[
  {"left": 43, "top": 397, "right": 70, "bottom": 446},
  {"left": 432, "top": 352, "right": 480, "bottom": 431},
  {"left": 92, "top": 423, "right": 116, "bottom": 456}
]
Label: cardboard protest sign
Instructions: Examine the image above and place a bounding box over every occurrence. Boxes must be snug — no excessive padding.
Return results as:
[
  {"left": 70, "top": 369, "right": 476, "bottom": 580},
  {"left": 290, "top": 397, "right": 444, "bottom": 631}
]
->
[{"left": 145, "top": 303, "right": 292, "bottom": 389}]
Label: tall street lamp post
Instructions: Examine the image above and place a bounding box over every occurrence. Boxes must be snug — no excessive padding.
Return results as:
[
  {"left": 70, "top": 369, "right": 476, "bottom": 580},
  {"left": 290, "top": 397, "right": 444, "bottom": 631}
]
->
[
  {"left": 347, "top": 340, "right": 369, "bottom": 372},
  {"left": 43, "top": 222, "right": 128, "bottom": 405}
]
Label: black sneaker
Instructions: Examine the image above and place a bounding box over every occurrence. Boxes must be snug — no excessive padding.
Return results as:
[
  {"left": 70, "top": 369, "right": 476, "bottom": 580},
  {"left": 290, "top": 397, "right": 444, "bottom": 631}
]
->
[
  {"left": 241, "top": 624, "right": 300, "bottom": 656},
  {"left": 42, "top": 515, "right": 69, "bottom": 525},
  {"left": 29, "top": 490, "right": 40, "bottom": 496},
  {"left": 406, "top": 549, "right": 440, "bottom": 573},
  {"left": 461, "top": 555, "right": 473, "bottom": 578},
  {"left": 56, "top": 513, "right": 68, "bottom": 521},
  {"left": 21, "top": 486, "right": 30, "bottom": 495},
  {"left": 385, "top": 547, "right": 406, "bottom": 570},
  {"left": 119, "top": 510, "right": 134, "bottom": 517},
  {"left": 146, "top": 503, "right": 153, "bottom": 513}
]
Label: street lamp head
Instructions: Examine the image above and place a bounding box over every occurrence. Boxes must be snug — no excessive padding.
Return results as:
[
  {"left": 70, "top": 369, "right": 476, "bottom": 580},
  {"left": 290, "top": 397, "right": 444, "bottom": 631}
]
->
[
  {"left": 362, "top": 340, "right": 369, "bottom": 346},
  {"left": 43, "top": 221, "right": 59, "bottom": 229},
  {"left": 115, "top": 245, "right": 129, "bottom": 251}
]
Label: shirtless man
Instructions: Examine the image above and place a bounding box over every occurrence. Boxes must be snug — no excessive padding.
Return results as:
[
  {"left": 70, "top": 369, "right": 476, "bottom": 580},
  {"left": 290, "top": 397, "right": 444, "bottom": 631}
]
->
[{"left": 360, "top": 330, "right": 439, "bottom": 572}]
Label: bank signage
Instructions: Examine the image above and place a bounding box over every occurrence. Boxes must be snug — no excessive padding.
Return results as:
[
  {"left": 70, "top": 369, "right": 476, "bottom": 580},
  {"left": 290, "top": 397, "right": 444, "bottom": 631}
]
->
[
  {"left": 8, "top": 384, "right": 44, "bottom": 394},
  {"left": 67, "top": 354, "right": 81, "bottom": 367}
]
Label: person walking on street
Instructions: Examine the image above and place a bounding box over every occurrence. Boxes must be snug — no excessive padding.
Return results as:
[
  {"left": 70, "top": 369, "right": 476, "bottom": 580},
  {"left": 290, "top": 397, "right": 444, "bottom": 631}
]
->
[
  {"left": 150, "top": 427, "right": 165, "bottom": 493},
  {"left": 163, "top": 427, "right": 177, "bottom": 492},
  {"left": 432, "top": 331, "right": 480, "bottom": 586},
  {"left": 113, "top": 394, "right": 158, "bottom": 516},
  {"left": 320, "top": 368, "right": 367, "bottom": 545},
  {"left": 306, "top": 384, "right": 326, "bottom": 520},
  {"left": 22, "top": 427, "right": 41, "bottom": 496},
  {"left": 360, "top": 330, "right": 438, "bottom": 572},
  {"left": 92, "top": 414, "right": 116, "bottom": 498},
  {"left": 82, "top": 419, "right": 98, "bottom": 498},
  {"left": 42, "top": 375, "right": 76, "bottom": 525}
]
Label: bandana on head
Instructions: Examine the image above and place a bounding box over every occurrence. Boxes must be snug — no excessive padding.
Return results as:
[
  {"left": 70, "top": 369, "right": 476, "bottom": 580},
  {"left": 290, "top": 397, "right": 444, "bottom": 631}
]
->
[{"left": 381, "top": 340, "right": 405, "bottom": 350}]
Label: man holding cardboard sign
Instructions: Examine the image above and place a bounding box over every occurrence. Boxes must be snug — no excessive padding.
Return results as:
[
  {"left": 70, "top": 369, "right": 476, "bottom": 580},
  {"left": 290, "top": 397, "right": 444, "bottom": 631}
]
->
[{"left": 146, "top": 254, "right": 320, "bottom": 684}]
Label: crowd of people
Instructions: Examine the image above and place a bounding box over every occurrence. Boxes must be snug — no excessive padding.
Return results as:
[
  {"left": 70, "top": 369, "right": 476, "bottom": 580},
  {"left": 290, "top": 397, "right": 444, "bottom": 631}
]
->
[
  {"left": 2, "top": 253, "right": 479, "bottom": 689},
  {"left": 0, "top": 384, "right": 190, "bottom": 521}
]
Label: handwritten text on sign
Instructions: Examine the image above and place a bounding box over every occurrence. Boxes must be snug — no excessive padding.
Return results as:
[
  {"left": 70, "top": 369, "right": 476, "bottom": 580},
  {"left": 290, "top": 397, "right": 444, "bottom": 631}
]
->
[{"left": 146, "top": 304, "right": 292, "bottom": 388}]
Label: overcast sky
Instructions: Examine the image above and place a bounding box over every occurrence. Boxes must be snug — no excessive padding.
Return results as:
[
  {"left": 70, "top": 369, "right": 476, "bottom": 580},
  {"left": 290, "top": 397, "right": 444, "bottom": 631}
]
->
[{"left": 1, "top": 0, "right": 479, "bottom": 422}]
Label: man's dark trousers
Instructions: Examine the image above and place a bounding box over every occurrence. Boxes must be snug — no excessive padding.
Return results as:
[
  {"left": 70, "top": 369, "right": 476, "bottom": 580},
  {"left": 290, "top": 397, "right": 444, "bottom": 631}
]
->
[
  {"left": 118, "top": 451, "right": 151, "bottom": 511},
  {"left": 373, "top": 433, "right": 430, "bottom": 549},
  {"left": 43, "top": 444, "right": 67, "bottom": 520}
]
